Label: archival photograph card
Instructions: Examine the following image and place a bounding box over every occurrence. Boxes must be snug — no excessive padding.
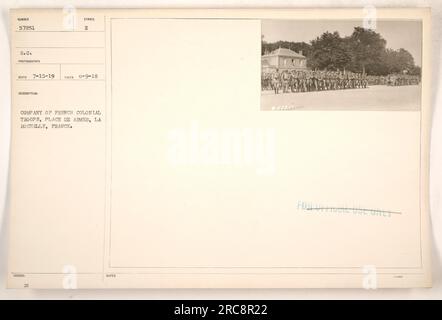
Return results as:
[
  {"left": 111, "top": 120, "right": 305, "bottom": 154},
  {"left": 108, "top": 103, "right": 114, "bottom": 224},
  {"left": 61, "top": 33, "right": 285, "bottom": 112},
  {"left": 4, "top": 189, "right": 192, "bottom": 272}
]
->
[{"left": 7, "top": 8, "right": 432, "bottom": 288}]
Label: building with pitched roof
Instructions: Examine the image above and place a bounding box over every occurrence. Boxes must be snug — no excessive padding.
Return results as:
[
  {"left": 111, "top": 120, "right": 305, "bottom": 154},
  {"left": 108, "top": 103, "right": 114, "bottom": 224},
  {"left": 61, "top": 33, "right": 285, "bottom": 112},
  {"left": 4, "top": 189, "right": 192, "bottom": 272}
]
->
[{"left": 261, "top": 47, "right": 307, "bottom": 72}]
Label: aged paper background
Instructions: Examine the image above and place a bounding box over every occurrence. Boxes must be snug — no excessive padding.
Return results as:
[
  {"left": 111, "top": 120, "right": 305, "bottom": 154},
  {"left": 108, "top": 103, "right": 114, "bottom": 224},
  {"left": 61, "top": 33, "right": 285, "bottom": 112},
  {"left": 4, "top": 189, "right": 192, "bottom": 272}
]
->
[{"left": 2, "top": 0, "right": 438, "bottom": 294}]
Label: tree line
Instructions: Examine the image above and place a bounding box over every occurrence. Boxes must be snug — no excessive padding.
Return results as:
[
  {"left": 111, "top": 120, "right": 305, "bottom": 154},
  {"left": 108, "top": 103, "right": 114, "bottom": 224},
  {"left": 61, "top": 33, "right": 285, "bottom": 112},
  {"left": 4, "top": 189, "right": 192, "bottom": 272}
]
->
[{"left": 262, "top": 27, "right": 421, "bottom": 76}]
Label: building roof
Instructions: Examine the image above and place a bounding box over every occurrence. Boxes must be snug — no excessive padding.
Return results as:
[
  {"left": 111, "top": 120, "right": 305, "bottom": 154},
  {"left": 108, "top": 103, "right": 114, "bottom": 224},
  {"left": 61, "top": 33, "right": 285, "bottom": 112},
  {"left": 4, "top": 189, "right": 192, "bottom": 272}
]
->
[
  {"left": 261, "top": 60, "right": 270, "bottom": 66},
  {"left": 262, "top": 48, "right": 306, "bottom": 59}
]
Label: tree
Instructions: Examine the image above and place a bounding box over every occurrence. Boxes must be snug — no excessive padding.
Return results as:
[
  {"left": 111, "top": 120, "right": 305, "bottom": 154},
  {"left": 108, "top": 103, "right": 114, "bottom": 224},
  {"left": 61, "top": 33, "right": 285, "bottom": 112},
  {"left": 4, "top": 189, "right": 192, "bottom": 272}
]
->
[
  {"left": 408, "top": 65, "right": 421, "bottom": 76},
  {"left": 348, "top": 27, "right": 387, "bottom": 74},
  {"left": 377, "top": 48, "right": 416, "bottom": 74},
  {"left": 392, "top": 48, "right": 415, "bottom": 73},
  {"left": 308, "top": 31, "right": 351, "bottom": 70},
  {"left": 261, "top": 26, "right": 420, "bottom": 77}
]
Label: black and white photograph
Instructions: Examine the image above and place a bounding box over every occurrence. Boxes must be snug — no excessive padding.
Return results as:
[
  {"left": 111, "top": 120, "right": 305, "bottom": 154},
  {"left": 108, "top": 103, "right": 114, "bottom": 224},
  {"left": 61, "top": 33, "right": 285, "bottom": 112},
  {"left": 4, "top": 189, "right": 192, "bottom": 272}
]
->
[{"left": 261, "top": 20, "right": 422, "bottom": 110}]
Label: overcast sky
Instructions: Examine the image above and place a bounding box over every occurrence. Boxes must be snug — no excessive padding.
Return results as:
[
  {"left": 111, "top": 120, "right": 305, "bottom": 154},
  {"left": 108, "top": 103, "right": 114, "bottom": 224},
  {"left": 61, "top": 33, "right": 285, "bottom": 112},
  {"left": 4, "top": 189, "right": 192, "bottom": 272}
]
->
[{"left": 262, "top": 20, "right": 422, "bottom": 66}]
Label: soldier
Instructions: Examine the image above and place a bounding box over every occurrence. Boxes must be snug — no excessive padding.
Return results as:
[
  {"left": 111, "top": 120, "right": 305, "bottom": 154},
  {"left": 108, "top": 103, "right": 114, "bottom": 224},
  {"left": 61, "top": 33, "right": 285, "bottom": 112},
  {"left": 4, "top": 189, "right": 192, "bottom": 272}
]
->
[
  {"left": 332, "top": 71, "right": 338, "bottom": 90},
  {"left": 300, "top": 70, "right": 307, "bottom": 92},
  {"left": 362, "top": 72, "right": 368, "bottom": 88},
  {"left": 304, "top": 70, "right": 311, "bottom": 92},
  {"left": 342, "top": 71, "right": 348, "bottom": 89},
  {"left": 271, "top": 70, "right": 280, "bottom": 94},
  {"left": 356, "top": 72, "right": 362, "bottom": 88},
  {"left": 317, "top": 70, "right": 325, "bottom": 91},
  {"left": 296, "top": 71, "right": 302, "bottom": 92},
  {"left": 290, "top": 71, "right": 298, "bottom": 93},
  {"left": 349, "top": 72, "right": 355, "bottom": 89},
  {"left": 387, "top": 74, "right": 395, "bottom": 86},
  {"left": 281, "top": 70, "right": 290, "bottom": 93},
  {"left": 310, "top": 70, "right": 316, "bottom": 91},
  {"left": 340, "top": 71, "right": 344, "bottom": 89},
  {"left": 323, "top": 71, "right": 330, "bottom": 90},
  {"left": 380, "top": 75, "right": 386, "bottom": 85},
  {"left": 261, "top": 72, "right": 271, "bottom": 91}
]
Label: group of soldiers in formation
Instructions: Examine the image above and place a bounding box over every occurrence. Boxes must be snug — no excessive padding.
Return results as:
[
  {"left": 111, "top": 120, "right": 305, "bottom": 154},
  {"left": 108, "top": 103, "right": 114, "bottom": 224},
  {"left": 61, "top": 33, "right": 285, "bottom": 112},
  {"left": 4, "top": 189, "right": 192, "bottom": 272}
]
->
[
  {"left": 365, "top": 74, "right": 420, "bottom": 86},
  {"left": 261, "top": 69, "right": 420, "bottom": 94}
]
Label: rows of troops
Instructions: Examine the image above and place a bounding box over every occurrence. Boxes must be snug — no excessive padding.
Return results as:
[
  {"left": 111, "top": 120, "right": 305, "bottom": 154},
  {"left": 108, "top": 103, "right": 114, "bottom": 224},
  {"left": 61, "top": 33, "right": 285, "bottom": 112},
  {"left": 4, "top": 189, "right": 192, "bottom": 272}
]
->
[{"left": 261, "top": 70, "right": 420, "bottom": 94}]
